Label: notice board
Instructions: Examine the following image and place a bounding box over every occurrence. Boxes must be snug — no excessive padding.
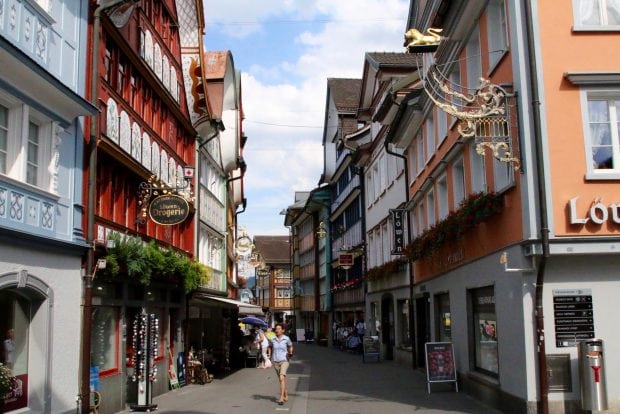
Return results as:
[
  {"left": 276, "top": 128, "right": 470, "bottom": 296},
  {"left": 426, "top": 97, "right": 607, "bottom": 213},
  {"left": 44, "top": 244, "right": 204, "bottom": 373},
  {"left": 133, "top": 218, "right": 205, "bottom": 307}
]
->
[
  {"left": 362, "top": 336, "right": 380, "bottom": 362},
  {"left": 424, "top": 342, "right": 458, "bottom": 393}
]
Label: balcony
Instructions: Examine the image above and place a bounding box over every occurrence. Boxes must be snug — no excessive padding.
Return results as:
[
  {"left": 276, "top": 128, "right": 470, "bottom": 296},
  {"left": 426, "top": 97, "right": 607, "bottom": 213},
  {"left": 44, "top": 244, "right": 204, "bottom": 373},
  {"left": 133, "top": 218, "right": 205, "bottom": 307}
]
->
[
  {"left": 332, "top": 173, "right": 360, "bottom": 213},
  {"left": 332, "top": 220, "right": 363, "bottom": 257}
]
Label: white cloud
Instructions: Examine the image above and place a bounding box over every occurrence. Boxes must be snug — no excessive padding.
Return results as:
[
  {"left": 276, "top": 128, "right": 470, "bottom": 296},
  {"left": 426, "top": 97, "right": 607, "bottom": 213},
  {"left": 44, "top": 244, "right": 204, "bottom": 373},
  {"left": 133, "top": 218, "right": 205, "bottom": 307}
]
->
[{"left": 204, "top": 0, "right": 409, "bottom": 235}]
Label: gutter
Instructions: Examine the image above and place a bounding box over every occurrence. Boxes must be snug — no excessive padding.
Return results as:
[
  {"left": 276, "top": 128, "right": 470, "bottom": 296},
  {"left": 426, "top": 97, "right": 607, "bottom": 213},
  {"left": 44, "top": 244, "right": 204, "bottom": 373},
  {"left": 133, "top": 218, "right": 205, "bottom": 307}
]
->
[{"left": 523, "top": 1, "right": 550, "bottom": 412}]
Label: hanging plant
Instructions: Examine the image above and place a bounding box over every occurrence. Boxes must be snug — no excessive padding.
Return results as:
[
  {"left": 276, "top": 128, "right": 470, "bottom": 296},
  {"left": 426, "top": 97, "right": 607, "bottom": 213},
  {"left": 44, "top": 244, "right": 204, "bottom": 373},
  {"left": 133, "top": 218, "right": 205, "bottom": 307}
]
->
[{"left": 101, "top": 232, "right": 211, "bottom": 292}]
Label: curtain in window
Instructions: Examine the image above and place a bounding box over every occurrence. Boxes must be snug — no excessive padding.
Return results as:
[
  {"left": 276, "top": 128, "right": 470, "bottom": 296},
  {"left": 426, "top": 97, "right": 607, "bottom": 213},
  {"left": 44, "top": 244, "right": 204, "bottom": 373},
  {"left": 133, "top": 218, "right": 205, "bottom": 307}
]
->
[
  {"left": 579, "top": 0, "right": 599, "bottom": 25},
  {"left": 588, "top": 100, "right": 613, "bottom": 169}
]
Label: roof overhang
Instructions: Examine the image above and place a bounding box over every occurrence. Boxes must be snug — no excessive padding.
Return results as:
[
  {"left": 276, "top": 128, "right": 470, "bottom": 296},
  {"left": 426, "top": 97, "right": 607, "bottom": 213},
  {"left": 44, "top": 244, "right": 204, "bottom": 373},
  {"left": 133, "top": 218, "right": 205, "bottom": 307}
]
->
[
  {"left": 192, "top": 293, "right": 264, "bottom": 316},
  {"left": 0, "top": 35, "right": 97, "bottom": 127}
]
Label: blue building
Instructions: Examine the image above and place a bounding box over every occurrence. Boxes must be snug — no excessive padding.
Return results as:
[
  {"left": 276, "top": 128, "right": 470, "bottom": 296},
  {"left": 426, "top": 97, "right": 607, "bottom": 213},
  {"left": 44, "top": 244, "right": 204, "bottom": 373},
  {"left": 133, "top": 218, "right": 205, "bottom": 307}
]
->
[{"left": 0, "top": 1, "right": 95, "bottom": 412}]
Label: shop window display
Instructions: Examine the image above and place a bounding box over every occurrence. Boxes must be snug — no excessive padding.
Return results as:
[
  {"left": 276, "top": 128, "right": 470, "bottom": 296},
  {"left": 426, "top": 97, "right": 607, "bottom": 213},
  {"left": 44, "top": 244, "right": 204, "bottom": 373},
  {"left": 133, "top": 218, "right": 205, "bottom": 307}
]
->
[
  {"left": 435, "top": 293, "right": 452, "bottom": 342},
  {"left": 91, "top": 307, "right": 119, "bottom": 375},
  {"left": 471, "top": 286, "right": 499, "bottom": 376}
]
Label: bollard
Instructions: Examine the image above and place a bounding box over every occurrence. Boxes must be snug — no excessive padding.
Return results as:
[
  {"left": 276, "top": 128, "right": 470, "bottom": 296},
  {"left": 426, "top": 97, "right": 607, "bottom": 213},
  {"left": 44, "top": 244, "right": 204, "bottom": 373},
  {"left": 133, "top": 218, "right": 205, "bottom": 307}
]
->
[{"left": 578, "top": 339, "right": 608, "bottom": 411}]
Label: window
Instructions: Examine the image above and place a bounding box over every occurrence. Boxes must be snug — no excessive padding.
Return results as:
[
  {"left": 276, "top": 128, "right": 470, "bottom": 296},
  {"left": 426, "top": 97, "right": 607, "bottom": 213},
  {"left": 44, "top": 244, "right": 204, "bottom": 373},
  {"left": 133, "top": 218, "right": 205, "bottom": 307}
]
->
[
  {"left": 411, "top": 208, "right": 419, "bottom": 238},
  {"left": 366, "top": 173, "right": 374, "bottom": 206},
  {"left": 416, "top": 132, "right": 424, "bottom": 174},
  {"left": 379, "top": 154, "right": 387, "bottom": 190},
  {"left": 91, "top": 307, "right": 119, "bottom": 374},
  {"left": 418, "top": 202, "right": 426, "bottom": 232},
  {"left": 584, "top": 96, "right": 620, "bottom": 176},
  {"left": 471, "top": 286, "right": 498, "bottom": 376},
  {"left": 470, "top": 141, "right": 487, "bottom": 193},
  {"left": 426, "top": 113, "right": 435, "bottom": 160},
  {"left": 437, "top": 107, "right": 447, "bottom": 144},
  {"left": 427, "top": 189, "right": 435, "bottom": 227},
  {"left": 487, "top": 0, "right": 509, "bottom": 69},
  {"left": 437, "top": 174, "right": 449, "bottom": 220},
  {"left": 435, "top": 293, "right": 451, "bottom": 342},
  {"left": 26, "top": 122, "right": 39, "bottom": 186},
  {"left": 0, "top": 104, "right": 7, "bottom": 174},
  {"left": 449, "top": 66, "right": 462, "bottom": 126},
  {"left": 493, "top": 154, "right": 513, "bottom": 191},
  {"left": 382, "top": 222, "right": 389, "bottom": 264},
  {"left": 466, "top": 24, "right": 482, "bottom": 90},
  {"left": 397, "top": 299, "right": 411, "bottom": 348},
  {"left": 373, "top": 163, "right": 380, "bottom": 201},
  {"left": 574, "top": 0, "right": 620, "bottom": 27},
  {"left": 452, "top": 156, "right": 465, "bottom": 208}
]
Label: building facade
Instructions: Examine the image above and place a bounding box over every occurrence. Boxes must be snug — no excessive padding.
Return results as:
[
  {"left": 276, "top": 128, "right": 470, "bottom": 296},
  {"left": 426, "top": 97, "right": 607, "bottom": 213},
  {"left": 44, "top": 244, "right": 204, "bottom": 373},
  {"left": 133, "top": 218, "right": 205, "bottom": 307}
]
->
[
  {"left": 321, "top": 78, "right": 366, "bottom": 344},
  {"left": 0, "top": 1, "right": 96, "bottom": 412},
  {"left": 85, "top": 1, "right": 201, "bottom": 411}
]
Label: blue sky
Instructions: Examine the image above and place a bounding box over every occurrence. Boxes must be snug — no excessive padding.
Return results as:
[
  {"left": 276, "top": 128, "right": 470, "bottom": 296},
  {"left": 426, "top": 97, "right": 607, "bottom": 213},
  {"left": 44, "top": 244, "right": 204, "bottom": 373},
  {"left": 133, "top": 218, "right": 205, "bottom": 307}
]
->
[{"left": 202, "top": 1, "right": 410, "bottom": 238}]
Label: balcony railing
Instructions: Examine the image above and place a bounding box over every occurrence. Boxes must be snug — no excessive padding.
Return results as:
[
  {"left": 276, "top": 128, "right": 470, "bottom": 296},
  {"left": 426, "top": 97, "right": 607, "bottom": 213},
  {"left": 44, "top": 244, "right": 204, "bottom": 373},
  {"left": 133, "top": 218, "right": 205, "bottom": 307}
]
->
[{"left": 332, "top": 220, "right": 363, "bottom": 257}]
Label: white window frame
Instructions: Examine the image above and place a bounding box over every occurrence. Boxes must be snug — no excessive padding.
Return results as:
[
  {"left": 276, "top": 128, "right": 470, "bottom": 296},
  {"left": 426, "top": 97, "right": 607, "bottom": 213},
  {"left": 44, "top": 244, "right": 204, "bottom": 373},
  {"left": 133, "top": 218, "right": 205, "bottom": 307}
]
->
[
  {"left": 487, "top": 0, "right": 509, "bottom": 71},
  {"left": 382, "top": 221, "right": 389, "bottom": 264},
  {"left": 426, "top": 112, "right": 435, "bottom": 161},
  {"left": 0, "top": 96, "right": 54, "bottom": 192},
  {"left": 427, "top": 189, "right": 435, "bottom": 227},
  {"left": 416, "top": 132, "right": 425, "bottom": 176},
  {"left": 573, "top": 0, "right": 620, "bottom": 29},
  {"left": 493, "top": 154, "right": 514, "bottom": 192},
  {"left": 437, "top": 173, "right": 449, "bottom": 220},
  {"left": 0, "top": 104, "right": 8, "bottom": 174},
  {"left": 366, "top": 172, "right": 374, "bottom": 207},
  {"left": 452, "top": 156, "right": 466, "bottom": 208},
  {"left": 470, "top": 141, "right": 487, "bottom": 193},
  {"left": 449, "top": 66, "right": 462, "bottom": 128},
  {"left": 466, "top": 24, "right": 482, "bottom": 91},
  {"left": 583, "top": 91, "right": 620, "bottom": 179},
  {"left": 436, "top": 107, "right": 448, "bottom": 145},
  {"left": 379, "top": 154, "right": 387, "bottom": 192}
]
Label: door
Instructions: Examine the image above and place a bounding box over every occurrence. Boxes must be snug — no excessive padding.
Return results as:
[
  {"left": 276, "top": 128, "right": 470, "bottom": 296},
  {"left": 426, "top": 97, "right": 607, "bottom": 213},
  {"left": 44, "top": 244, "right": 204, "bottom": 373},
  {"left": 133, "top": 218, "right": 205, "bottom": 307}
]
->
[
  {"left": 415, "top": 294, "right": 430, "bottom": 367},
  {"left": 381, "top": 295, "right": 394, "bottom": 360}
]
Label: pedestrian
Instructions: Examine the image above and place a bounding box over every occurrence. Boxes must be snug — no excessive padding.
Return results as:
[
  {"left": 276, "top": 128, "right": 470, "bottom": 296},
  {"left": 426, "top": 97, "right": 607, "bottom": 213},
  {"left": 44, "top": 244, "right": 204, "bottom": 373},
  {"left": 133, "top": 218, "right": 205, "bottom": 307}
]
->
[
  {"left": 257, "top": 328, "right": 271, "bottom": 368},
  {"left": 3, "top": 328, "right": 14, "bottom": 368},
  {"left": 269, "top": 322, "right": 293, "bottom": 405},
  {"left": 356, "top": 319, "right": 366, "bottom": 341}
]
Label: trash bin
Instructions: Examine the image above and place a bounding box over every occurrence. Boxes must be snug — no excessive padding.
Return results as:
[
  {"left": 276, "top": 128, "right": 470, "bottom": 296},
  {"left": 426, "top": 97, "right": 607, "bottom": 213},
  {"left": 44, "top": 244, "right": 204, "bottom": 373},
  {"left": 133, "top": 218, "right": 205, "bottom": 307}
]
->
[{"left": 578, "top": 339, "right": 608, "bottom": 411}]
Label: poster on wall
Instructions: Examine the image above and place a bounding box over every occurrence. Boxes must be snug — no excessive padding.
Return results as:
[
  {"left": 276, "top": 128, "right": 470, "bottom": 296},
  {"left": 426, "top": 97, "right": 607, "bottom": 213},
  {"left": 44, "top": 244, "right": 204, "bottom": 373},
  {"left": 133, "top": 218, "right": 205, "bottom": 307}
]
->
[{"left": 424, "top": 342, "right": 458, "bottom": 393}]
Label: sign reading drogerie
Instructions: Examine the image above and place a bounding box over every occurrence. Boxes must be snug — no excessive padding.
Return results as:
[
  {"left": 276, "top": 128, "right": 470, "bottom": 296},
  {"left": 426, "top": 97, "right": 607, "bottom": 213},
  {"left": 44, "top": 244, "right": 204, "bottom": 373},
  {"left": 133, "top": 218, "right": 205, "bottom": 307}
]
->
[{"left": 148, "top": 194, "right": 189, "bottom": 225}]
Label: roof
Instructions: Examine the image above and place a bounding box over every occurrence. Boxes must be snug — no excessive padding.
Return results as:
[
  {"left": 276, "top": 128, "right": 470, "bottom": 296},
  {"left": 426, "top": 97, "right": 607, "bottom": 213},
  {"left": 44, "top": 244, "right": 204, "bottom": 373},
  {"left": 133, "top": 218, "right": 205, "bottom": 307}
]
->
[
  {"left": 253, "top": 236, "right": 290, "bottom": 264},
  {"left": 204, "top": 51, "right": 229, "bottom": 79},
  {"left": 365, "top": 52, "right": 421, "bottom": 69},
  {"left": 327, "top": 78, "right": 362, "bottom": 112}
]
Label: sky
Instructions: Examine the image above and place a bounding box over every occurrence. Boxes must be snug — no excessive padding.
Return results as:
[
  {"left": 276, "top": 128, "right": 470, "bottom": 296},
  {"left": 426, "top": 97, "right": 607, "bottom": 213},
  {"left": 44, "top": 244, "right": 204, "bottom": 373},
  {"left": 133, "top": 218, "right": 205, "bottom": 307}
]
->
[{"left": 202, "top": 0, "right": 411, "bottom": 238}]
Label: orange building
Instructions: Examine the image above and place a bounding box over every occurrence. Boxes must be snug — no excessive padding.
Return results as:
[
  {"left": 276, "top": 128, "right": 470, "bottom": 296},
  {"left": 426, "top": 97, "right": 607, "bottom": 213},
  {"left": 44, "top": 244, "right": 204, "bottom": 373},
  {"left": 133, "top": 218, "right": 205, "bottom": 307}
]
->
[{"left": 387, "top": 0, "right": 620, "bottom": 412}]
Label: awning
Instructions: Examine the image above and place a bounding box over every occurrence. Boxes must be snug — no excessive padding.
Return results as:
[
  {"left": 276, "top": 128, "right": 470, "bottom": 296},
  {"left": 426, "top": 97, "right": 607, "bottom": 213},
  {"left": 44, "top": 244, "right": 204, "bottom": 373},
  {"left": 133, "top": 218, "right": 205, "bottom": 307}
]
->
[{"left": 193, "top": 294, "right": 264, "bottom": 316}]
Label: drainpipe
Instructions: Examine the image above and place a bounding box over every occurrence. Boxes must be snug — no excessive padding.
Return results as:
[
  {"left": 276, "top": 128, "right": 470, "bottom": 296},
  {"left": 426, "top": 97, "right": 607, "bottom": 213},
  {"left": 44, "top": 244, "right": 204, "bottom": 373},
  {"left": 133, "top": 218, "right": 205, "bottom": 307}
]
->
[
  {"left": 82, "top": 1, "right": 127, "bottom": 412},
  {"left": 384, "top": 133, "right": 415, "bottom": 369},
  {"left": 523, "top": 1, "right": 550, "bottom": 412}
]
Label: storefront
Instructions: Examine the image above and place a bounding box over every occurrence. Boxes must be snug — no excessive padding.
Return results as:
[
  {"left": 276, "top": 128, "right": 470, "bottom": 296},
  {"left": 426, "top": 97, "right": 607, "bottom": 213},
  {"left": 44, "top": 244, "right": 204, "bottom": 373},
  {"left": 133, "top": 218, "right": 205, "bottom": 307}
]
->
[
  {"left": 90, "top": 280, "right": 185, "bottom": 414},
  {"left": 0, "top": 242, "right": 84, "bottom": 414}
]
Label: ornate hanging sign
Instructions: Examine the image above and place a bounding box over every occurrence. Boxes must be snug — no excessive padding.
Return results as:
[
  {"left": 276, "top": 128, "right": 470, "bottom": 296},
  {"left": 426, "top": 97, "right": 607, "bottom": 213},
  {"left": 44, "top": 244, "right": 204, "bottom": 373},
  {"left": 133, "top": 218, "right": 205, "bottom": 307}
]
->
[{"left": 148, "top": 194, "right": 189, "bottom": 225}]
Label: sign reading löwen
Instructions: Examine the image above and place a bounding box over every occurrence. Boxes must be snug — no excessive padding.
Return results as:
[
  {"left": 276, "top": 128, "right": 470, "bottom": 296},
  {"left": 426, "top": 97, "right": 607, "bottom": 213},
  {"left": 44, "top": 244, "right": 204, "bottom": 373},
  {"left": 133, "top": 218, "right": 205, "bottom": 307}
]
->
[{"left": 148, "top": 194, "right": 189, "bottom": 225}]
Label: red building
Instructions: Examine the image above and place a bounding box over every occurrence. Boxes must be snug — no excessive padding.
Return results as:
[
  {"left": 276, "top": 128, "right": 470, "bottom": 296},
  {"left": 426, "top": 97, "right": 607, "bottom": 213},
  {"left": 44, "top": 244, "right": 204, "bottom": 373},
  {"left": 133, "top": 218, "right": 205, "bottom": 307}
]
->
[{"left": 82, "top": 1, "right": 206, "bottom": 412}]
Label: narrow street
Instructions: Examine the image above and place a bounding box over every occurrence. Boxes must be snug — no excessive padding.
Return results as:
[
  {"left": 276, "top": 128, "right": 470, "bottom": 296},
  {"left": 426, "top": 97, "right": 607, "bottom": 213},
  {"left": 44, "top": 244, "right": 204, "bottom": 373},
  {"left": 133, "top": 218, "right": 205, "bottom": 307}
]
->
[{"left": 119, "top": 343, "right": 501, "bottom": 414}]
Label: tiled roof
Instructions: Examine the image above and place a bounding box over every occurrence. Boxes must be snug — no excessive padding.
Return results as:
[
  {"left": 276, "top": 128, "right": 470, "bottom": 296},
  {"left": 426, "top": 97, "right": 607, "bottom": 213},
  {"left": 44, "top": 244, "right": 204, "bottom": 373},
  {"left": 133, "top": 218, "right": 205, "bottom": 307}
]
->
[
  {"left": 253, "top": 235, "right": 290, "bottom": 263},
  {"left": 328, "top": 78, "right": 362, "bottom": 112},
  {"left": 365, "top": 52, "right": 421, "bottom": 69}
]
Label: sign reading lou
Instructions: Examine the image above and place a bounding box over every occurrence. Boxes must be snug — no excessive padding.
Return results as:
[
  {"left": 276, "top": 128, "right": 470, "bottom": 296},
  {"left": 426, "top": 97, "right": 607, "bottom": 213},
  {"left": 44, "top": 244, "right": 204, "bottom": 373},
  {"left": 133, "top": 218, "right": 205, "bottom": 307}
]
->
[{"left": 149, "top": 194, "right": 189, "bottom": 225}]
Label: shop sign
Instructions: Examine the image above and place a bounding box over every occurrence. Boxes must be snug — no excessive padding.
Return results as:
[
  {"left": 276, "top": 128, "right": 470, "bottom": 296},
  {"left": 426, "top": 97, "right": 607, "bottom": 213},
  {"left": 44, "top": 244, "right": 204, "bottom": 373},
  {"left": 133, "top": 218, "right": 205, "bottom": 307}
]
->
[
  {"left": 148, "top": 194, "right": 189, "bottom": 225},
  {"left": 568, "top": 196, "right": 620, "bottom": 225},
  {"left": 390, "top": 209, "right": 406, "bottom": 255},
  {"left": 339, "top": 252, "right": 354, "bottom": 268}
]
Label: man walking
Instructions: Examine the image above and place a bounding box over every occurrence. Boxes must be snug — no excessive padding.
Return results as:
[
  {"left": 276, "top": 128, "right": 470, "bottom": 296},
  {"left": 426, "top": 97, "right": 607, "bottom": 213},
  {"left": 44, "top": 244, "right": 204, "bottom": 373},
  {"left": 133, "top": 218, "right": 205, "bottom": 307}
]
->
[{"left": 269, "top": 322, "right": 293, "bottom": 405}]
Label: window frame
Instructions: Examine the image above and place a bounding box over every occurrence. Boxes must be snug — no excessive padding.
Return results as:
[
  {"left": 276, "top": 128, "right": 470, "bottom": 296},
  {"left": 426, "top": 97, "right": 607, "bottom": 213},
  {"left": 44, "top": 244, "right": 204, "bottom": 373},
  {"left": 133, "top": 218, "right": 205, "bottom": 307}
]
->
[
  {"left": 487, "top": 0, "right": 509, "bottom": 72},
  {"left": 470, "top": 286, "right": 499, "bottom": 377},
  {"left": 436, "top": 173, "right": 449, "bottom": 220},
  {"left": 452, "top": 156, "right": 466, "bottom": 208},
  {"left": 582, "top": 90, "right": 620, "bottom": 179},
  {"left": 572, "top": 0, "right": 620, "bottom": 30}
]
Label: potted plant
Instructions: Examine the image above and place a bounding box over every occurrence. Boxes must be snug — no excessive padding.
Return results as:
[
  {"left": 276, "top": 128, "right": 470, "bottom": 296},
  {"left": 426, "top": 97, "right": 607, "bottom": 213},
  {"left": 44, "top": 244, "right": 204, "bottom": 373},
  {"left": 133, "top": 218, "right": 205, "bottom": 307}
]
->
[{"left": 0, "top": 363, "right": 14, "bottom": 413}]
